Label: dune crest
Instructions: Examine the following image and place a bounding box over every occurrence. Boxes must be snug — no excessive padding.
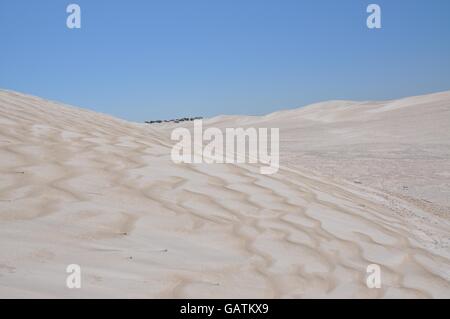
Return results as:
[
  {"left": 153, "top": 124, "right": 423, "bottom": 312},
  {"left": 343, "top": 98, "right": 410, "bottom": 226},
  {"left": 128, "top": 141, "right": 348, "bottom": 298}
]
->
[{"left": 1, "top": 89, "right": 449, "bottom": 298}]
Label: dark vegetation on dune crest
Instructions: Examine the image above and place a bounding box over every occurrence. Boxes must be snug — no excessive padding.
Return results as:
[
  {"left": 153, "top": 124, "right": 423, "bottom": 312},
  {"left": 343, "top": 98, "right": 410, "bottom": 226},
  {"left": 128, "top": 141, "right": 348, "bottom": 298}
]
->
[{"left": 145, "top": 116, "right": 203, "bottom": 124}]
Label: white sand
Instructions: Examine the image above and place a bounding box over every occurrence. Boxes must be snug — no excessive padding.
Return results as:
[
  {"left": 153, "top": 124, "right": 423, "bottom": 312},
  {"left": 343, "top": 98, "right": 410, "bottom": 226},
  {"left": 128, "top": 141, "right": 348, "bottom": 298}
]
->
[{"left": 0, "top": 89, "right": 449, "bottom": 298}]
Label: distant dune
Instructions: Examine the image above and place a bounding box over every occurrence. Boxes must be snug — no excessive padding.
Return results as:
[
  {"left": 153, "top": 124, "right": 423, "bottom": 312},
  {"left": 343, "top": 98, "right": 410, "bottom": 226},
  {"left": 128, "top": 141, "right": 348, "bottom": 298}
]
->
[
  {"left": 1, "top": 89, "right": 449, "bottom": 298},
  {"left": 203, "top": 91, "right": 450, "bottom": 217}
]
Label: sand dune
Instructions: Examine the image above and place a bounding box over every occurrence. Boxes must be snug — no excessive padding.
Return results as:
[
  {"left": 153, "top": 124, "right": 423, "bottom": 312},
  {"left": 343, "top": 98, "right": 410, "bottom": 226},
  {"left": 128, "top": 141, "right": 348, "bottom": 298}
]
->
[{"left": 0, "top": 89, "right": 449, "bottom": 298}]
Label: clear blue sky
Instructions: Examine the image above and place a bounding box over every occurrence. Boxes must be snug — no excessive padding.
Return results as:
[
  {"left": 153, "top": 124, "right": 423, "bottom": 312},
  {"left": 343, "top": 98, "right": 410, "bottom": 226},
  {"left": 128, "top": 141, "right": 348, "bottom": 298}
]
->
[{"left": 1, "top": 0, "right": 450, "bottom": 122}]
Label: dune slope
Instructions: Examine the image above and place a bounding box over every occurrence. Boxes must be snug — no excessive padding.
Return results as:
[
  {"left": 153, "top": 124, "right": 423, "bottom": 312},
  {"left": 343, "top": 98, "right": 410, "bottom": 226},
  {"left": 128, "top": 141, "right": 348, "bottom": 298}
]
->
[{"left": 0, "top": 89, "right": 449, "bottom": 298}]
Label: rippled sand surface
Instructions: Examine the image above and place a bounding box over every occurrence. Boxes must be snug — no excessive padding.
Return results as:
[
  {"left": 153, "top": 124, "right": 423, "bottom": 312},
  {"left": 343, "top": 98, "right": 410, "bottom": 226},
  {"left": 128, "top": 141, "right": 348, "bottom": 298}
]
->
[{"left": 1, "top": 89, "right": 449, "bottom": 298}]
